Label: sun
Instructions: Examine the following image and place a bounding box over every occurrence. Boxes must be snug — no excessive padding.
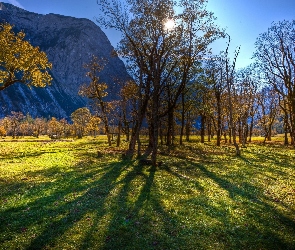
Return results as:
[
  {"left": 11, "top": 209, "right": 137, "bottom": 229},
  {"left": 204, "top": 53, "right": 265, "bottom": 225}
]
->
[{"left": 164, "top": 19, "right": 175, "bottom": 31}]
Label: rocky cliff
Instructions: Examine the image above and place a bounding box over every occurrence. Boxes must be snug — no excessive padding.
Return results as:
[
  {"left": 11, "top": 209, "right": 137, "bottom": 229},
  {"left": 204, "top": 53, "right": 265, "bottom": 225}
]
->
[{"left": 0, "top": 2, "right": 129, "bottom": 118}]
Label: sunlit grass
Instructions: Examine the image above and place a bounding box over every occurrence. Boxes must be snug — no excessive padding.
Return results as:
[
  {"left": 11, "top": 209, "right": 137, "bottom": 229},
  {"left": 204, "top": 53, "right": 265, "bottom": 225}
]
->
[{"left": 0, "top": 136, "right": 294, "bottom": 249}]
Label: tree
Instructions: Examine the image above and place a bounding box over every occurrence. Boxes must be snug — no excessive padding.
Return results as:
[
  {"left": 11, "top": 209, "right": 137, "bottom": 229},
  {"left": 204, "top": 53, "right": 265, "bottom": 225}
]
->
[
  {"left": 0, "top": 123, "right": 6, "bottom": 137},
  {"left": 79, "top": 56, "right": 112, "bottom": 145},
  {"left": 47, "top": 117, "right": 63, "bottom": 139},
  {"left": 0, "top": 23, "right": 52, "bottom": 91},
  {"left": 7, "top": 111, "right": 25, "bottom": 138},
  {"left": 178, "top": 82, "right": 199, "bottom": 145},
  {"left": 235, "top": 67, "right": 258, "bottom": 147},
  {"left": 98, "top": 0, "right": 222, "bottom": 165},
  {"left": 278, "top": 95, "right": 291, "bottom": 145},
  {"left": 59, "top": 118, "right": 71, "bottom": 138},
  {"left": 257, "top": 87, "right": 279, "bottom": 143},
  {"left": 203, "top": 57, "right": 226, "bottom": 146},
  {"left": 33, "top": 118, "right": 47, "bottom": 138},
  {"left": 224, "top": 36, "right": 241, "bottom": 156},
  {"left": 253, "top": 20, "right": 295, "bottom": 145},
  {"left": 71, "top": 108, "right": 92, "bottom": 139},
  {"left": 119, "top": 80, "right": 138, "bottom": 141}
]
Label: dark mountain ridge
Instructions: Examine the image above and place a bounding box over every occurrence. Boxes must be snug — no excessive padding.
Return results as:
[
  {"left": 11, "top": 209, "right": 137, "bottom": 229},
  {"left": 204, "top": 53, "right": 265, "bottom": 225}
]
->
[{"left": 0, "top": 2, "right": 129, "bottom": 118}]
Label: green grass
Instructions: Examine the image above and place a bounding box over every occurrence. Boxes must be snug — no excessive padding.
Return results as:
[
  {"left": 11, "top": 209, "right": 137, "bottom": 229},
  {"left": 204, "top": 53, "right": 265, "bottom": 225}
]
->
[{"left": 0, "top": 136, "right": 294, "bottom": 249}]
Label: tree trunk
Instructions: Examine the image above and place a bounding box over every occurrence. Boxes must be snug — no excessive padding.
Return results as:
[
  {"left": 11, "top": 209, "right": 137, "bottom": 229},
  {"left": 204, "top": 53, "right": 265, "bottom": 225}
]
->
[
  {"left": 107, "top": 133, "right": 112, "bottom": 146},
  {"left": 180, "top": 92, "right": 185, "bottom": 145},
  {"left": 143, "top": 116, "right": 156, "bottom": 164},
  {"left": 248, "top": 115, "right": 254, "bottom": 143},
  {"left": 225, "top": 38, "right": 240, "bottom": 156},
  {"left": 126, "top": 101, "right": 147, "bottom": 158},
  {"left": 116, "top": 121, "right": 121, "bottom": 147},
  {"left": 102, "top": 115, "right": 112, "bottom": 146},
  {"left": 224, "top": 132, "right": 227, "bottom": 143},
  {"left": 290, "top": 103, "right": 295, "bottom": 145},
  {"left": 172, "top": 115, "right": 175, "bottom": 145},
  {"left": 263, "top": 127, "right": 268, "bottom": 144},
  {"left": 166, "top": 109, "right": 173, "bottom": 146},
  {"left": 159, "top": 121, "right": 163, "bottom": 145},
  {"left": 238, "top": 118, "right": 242, "bottom": 143},
  {"left": 151, "top": 89, "right": 160, "bottom": 166},
  {"left": 207, "top": 119, "right": 211, "bottom": 142},
  {"left": 185, "top": 121, "right": 190, "bottom": 142},
  {"left": 123, "top": 111, "right": 130, "bottom": 141},
  {"left": 241, "top": 121, "right": 247, "bottom": 148},
  {"left": 267, "top": 125, "right": 272, "bottom": 141},
  {"left": 216, "top": 94, "right": 222, "bottom": 146},
  {"left": 227, "top": 97, "right": 240, "bottom": 155},
  {"left": 284, "top": 130, "right": 289, "bottom": 146},
  {"left": 137, "top": 132, "right": 141, "bottom": 158},
  {"left": 200, "top": 114, "right": 206, "bottom": 143},
  {"left": 282, "top": 102, "right": 289, "bottom": 145}
]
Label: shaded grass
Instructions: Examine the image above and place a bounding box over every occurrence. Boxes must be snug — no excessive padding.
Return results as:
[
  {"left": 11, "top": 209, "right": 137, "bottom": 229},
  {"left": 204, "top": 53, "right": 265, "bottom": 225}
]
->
[{"left": 0, "top": 136, "right": 294, "bottom": 249}]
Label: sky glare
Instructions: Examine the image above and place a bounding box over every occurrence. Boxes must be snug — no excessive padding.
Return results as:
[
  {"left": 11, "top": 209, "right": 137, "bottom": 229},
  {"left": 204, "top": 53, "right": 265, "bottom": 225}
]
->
[{"left": 1, "top": 0, "right": 295, "bottom": 69}]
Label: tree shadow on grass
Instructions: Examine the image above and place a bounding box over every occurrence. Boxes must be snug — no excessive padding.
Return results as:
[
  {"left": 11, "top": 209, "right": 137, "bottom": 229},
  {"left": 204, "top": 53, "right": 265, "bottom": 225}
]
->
[
  {"left": 0, "top": 150, "right": 61, "bottom": 161},
  {"left": 0, "top": 156, "right": 133, "bottom": 249},
  {"left": 90, "top": 162, "right": 198, "bottom": 250},
  {"left": 242, "top": 146, "right": 295, "bottom": 170},
  {"left": 95, "top": 156, "right": 295, "bottom": 249},
  {"left": 1, "top": 148, "right": 295, "bottom": 249},
  {"left": 185, "top": 160, "right": 295, "bottom": 249}
]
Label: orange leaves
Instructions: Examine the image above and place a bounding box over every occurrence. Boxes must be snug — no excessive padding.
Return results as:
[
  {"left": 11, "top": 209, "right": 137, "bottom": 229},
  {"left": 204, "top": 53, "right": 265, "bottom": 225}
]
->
[
  {"left": 0, "top": 23, "right": 52, "bottom": 91},
  {"left": 80, "top": 56, "right": 108, "bottom": 100},
  {"left": 120, "top": 80, "right": 138, "bottom": 100}
]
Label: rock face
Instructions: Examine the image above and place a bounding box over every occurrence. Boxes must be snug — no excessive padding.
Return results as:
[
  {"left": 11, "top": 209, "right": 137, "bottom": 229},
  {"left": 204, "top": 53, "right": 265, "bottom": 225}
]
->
[{"left": 0, "top": 2, "right": 129, "bottom": 118}]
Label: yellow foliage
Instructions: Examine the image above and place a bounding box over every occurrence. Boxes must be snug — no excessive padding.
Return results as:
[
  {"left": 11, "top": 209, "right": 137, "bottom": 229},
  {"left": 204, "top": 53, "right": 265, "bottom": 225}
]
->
[
  {"left": 0, "top": 23, "right": 52, "bottom": 91},
  {"left": 0, "top": 126, "right": 6, "bottom": 136}
]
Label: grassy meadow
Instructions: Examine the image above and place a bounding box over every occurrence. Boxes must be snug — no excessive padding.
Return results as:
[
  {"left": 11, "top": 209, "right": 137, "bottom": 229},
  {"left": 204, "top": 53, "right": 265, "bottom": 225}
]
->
[{"left": 0, "top": 135, "right": 294, "bottom": 249}]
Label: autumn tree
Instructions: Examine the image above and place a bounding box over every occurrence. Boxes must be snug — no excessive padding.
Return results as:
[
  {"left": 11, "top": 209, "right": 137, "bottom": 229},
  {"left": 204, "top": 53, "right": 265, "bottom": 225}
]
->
[
  {"left": 79, "top": 56, "right": 112, "bottom": 145},
  {"left": 0, "top": 23, "right": 52, "bottom": 91},
  {"left": 86, "top": 115, "right": 101, "bottom": 137},
  {"left": 0, "top": 118, "right": 6, "bottom": 137},
  {"left": 59, "top": 118, "right": 71, "bottom": 138},
  {"left": 257, "top": 87, "right": 279, "bottom": 143},
  {"left": 47, "top": 117, "right": 63, "bottom": 139},
  {"left": 98, "top": 0, "right": 222, "bottom": 165},
  {"left": 254, "top": 20, "right": 295, "bottom": 145},
  {"left": 0, "top": 117, "right": 9, "bottom": 137},
  {"left": 203, "top": 57, "right": 226, "bottom": 146},
  {"left": 234, "top": 67, "right": 258, "bottom": 147},
  {"left": 119, "top": 80, "right": 138, "bottom": 141},
  {"left": 177, "top": 80, "right": 200, "bottom": 145},
  {"left": 71, "top": 108, "right": 92, "bottom": 139},
  {"left": 33, "top": 117, "right": 47, "bottom": 138},
  {"left": 278, "top": 95, "right": 291, "bottom": 145},
  {"left": 7, "top": 111, "right": 24, "bottom": 138},
  {"left": 0, "top": 126, "right": 6, "bottom": 137},
  {"left": 18, "top": 113, "right": 35, "bottom": 136},
  {"left": 224, "top": 36, "right": 241, "bottom": 156}
]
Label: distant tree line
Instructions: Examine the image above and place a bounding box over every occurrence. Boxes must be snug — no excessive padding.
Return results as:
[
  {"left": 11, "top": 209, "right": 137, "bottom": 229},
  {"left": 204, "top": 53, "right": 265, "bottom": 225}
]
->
[{"left": 0, "top": 109, "right": 101, "bottom": 139}]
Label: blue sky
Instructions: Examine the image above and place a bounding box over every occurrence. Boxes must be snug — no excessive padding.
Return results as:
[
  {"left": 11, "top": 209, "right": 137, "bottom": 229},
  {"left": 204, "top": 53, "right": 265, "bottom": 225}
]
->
[{"left": 1, "top": 0, "right": 295, "bottom": 69}]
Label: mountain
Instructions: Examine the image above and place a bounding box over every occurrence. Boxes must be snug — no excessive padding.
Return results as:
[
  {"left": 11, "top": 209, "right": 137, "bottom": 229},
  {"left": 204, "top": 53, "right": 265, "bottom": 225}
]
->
[{"left": 0, "top": 2, "right": 129, "bottom": 118}]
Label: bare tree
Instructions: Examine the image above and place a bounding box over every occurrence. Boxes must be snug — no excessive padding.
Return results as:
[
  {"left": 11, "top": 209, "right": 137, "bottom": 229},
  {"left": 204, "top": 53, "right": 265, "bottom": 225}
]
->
[
  {"left": 98, "top": 0, "right": 222, "bottom": 165},
  {"left": 257, "top": 87, "right": 279, "bottom": 143},
  {"left": 254, "top": 20, "right": 295, "bottom": 145},
  {"left": 224, "top": 36, "right": 241, "bottom": 156}
]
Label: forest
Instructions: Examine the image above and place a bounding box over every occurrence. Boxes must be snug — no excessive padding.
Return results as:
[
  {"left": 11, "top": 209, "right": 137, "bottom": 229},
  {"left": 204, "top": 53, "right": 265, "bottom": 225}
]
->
[{"left": 0, "top": 0, "right": 295, "bottom": 249}]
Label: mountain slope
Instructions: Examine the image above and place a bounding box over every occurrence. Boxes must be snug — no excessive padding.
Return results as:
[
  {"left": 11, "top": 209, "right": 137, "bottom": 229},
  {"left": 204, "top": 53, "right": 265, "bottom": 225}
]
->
[{"left": 0, "top": 2, "right": 129, "bottom": 118}]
